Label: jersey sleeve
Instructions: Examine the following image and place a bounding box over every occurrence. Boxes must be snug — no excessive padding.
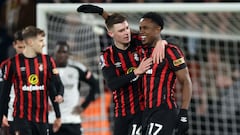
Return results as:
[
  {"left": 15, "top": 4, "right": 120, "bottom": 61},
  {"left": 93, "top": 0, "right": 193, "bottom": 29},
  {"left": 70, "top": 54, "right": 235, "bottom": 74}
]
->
[
  {"left": 72, "top": 62, "right": 100, "bottom": 109},
  {"left": 166, "top": 44, "right": 187, "bottom": 71},
  {"left": 80, "top": 71, "right": 99, "bottom": 109},
  {"left": 0, "top": 59, "right": 14, "bottom": 125},
  {"left": 100, "top": 52, "right": 137, "bottom": 91},
  {"left": 49, "top": 56, "right": 64, "bottom": 96},
  {"left": 48, "top": 82, "right": 61, "bottom": 118}
]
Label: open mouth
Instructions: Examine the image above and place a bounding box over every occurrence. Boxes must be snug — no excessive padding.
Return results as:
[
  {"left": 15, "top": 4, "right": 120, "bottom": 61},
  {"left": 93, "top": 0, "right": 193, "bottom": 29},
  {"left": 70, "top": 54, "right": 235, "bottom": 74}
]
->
[{"left": 141, "top": 36, "right": 146, "bottom": 41}]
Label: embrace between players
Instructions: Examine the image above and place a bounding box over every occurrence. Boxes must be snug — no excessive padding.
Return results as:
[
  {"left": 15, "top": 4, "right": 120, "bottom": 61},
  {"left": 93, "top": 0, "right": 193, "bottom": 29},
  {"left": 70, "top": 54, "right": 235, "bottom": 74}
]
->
[
  {"left": 78, "top": 4, "right": 192, "bottom": 135},
  {"left": 0, "top": 4, "right": 192, "bottom": 135}
]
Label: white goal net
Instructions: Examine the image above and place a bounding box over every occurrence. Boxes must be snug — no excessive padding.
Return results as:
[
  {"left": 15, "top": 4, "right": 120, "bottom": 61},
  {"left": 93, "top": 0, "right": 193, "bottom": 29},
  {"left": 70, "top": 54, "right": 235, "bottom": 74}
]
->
[{"left": 37, "top": 3, "right": 240, "bottom": 135}]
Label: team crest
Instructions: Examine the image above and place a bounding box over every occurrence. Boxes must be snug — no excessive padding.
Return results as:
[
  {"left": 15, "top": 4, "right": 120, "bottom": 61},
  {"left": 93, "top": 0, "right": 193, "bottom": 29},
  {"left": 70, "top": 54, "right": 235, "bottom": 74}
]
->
[
  {"left": 133, "top": 53, "right": 139, "bottom": 61},
  {"left": 39, "top": 64, "right": 43, "bottom": 71}
]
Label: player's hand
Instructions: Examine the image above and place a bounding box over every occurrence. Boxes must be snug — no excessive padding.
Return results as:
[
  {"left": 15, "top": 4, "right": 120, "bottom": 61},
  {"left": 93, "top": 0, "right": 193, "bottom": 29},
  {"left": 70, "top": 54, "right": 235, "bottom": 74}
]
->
[
  {"left": 175, "top": 109, "right": 189, "bottom": 135},
  {"left": 54, "top": 95, "right": 64, "bottom": 103},
  {"left": 1, "top": 115, "right": 9, "bottom": 127},
  {"left": 134, "top": 57, "right": 152, "bottom": 76},
  {"left": 72, "top": 105, "right": 84, "bottom": 115},
  {"left": 53, "top": 118, "right": 61, "bottom": 133},
  {"left": 77, "top": 4, "right": 104, "bottom": 15},
  {"left": 152, "top": 39, "right": 167, "bottom": 64}
]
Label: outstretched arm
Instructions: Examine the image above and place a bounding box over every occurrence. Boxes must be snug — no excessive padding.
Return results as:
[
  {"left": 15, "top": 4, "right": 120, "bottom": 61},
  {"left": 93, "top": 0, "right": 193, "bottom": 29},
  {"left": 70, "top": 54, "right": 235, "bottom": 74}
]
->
[{"left": 77, "top": 4, "right": 109, "bottom": 20}]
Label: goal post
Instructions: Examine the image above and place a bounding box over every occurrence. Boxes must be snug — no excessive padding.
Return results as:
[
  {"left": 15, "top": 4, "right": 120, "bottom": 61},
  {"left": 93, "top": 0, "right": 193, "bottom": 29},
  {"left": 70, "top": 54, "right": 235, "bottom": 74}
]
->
[{"left": 37, "top": 3, "right": 240, "bottom": 135}]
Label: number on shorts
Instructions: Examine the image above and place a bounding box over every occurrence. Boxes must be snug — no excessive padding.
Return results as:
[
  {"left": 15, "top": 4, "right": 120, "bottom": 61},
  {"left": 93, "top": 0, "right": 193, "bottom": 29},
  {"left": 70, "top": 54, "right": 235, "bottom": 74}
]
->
[
  {"left": 131, "top": 124, "right": 142, "bottom": 135},
  {"left": 148, "top": 123, "right": 163, "bottom": 135}
]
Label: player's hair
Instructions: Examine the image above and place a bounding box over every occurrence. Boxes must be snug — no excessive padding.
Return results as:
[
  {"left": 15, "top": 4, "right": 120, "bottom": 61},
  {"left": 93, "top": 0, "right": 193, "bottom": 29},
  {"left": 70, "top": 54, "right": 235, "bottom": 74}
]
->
[
  {"left": 141, "top": 12, "right": 164, "bottom": 30},
  {"left": 54, "top": 41, "right": 70, "bottom": 53},
  {"left": 105, "top": 13, "right": 127, "bottom": 30},
  {"left": 55, "top": 41, "right": 70, "bottom": 51},
  {"left": 22, "top": 26, "right": 45, "bottom": 40},
  {"left": 13, "top": 30, "right": 23, "bottom": 41}
]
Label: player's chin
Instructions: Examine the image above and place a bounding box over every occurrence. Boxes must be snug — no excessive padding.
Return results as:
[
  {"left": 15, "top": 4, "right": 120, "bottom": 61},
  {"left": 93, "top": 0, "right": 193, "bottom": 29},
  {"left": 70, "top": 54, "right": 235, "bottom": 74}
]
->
[{"left": 141, "top": 40, "right": 148, "bottom": 46}]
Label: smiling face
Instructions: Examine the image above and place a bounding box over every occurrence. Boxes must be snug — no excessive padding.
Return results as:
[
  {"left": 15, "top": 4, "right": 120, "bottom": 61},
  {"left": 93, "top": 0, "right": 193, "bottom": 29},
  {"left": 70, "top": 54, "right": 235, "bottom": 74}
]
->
[{"left": 139, "top": 18, "right": 161, "bottom": 46}]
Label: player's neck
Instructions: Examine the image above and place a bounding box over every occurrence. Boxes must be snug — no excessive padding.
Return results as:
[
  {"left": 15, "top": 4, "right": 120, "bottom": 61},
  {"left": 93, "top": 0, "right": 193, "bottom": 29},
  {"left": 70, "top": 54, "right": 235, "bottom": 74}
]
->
[
  {"left": 114, "top": 42, "right": 130, "bottom": 50},
  {"left": 151, "top": 37, "right": 162, "bottom": 47},
  {"left": 23, "top": 48, "right": 37, "bottom": 58}
]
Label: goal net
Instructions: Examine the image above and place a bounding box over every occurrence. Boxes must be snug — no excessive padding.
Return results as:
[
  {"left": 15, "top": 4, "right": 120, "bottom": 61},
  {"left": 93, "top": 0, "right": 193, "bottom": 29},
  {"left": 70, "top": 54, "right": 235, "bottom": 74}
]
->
[{"left": 37, "top": 3, "right": 240, "bottom": 135}]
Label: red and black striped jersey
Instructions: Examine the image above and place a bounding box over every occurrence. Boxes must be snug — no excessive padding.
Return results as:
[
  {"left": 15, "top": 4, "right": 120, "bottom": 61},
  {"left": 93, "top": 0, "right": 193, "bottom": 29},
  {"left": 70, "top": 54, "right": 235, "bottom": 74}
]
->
[
  {"left": 0, "top": 53, "right": 63, "bottom": 123},
  {"left": 142, "top": 44, "right": 187, "bottom": 110},
  {"left": 100, "top": 35, "right": 144, "bottom": 118}
]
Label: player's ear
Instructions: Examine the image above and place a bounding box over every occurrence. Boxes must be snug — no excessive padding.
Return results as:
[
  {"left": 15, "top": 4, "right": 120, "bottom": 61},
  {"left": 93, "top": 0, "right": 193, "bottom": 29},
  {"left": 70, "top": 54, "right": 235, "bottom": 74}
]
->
[
  {"left": 24, "top": 38, "right": 32, "bottom": 46},
  {"left": 107, "top": 31, "right": 114, "bottom": 38},
  {"left": 156, "top": 26, "right": 161, "bottom": 33}
]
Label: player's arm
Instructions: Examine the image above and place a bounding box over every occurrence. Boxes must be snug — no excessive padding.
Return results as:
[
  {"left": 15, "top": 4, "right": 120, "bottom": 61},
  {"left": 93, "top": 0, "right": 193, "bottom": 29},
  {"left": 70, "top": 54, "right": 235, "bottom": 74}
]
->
[
  {"left": 0, "top": 60, "right": 13, "bottom": 126},
  {"left": 77, "top": 5, "right": 168, "bottom": 63},
  {"left": 100, "top": 54, "right": 152, "bottom": 91},
  {"left": 80, "top": 70, "right": 99, "bottom": 110},
  {"left": 49, "top": 57, "right": 64, "bottom": 103},
  {"left": 48, "top": 82, "right": 61, "bottom": 119},
  {"left": 175, "top": 68, "right": 192, "bottom": 110},
  {"left": 166, "top": 44, "right": 192, "bottom": 135},
  {"left": 48, "top": 83, "right": 62, "bottom": 132}
]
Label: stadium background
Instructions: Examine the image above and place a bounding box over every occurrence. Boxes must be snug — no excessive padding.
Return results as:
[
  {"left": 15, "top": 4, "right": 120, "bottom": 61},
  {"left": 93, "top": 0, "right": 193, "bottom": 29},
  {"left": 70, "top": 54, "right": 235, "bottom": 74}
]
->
[{"left": 1, "top": 1, "right": 240, "bottom": 135}]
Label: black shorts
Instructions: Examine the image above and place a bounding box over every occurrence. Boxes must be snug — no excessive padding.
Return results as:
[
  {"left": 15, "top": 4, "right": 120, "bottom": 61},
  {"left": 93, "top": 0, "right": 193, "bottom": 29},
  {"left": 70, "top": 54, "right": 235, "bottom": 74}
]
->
[
  {"left": 114, "top": 112, "right": 142, "bottom": 135},
  {"left": 49, "top": 123, "right": 82, "bottom": 135},
  {"left": 13, "top": 118, "right": 48, "bottom": 135},
  {"left": 142, "top": 108, "right": 177, "bottom": 135}
]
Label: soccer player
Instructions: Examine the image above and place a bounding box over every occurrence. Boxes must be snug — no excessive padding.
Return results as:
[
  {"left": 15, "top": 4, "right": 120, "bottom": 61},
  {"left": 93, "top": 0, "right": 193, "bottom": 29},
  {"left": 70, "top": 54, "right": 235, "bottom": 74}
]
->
[
  {"left": 0, "top": 26, "right": 64, "bottom": 135},
  {"left": 77, "top": 5, "right": 167, "bottom": 135},
  {"left": 0, "top": 30, "right": 25, "bottom": 135},
  {"left": 139, "top": 12, "right": 192, "bottom": 135},
  {"left": 48, "top": 41, "right": 99, "bottom": 135}
]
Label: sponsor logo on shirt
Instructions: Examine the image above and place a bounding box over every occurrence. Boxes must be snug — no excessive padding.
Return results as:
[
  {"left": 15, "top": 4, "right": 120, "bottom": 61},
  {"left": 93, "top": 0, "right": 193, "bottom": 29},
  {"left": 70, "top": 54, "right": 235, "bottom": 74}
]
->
[
  {"left": 22, "top": 85, "right": 44, "bottom": 91},
  {"left": 28, "top": 74, "right": 39, "bottom": 85},
  {"left": 127, "top": 67, "right": 136, "bottom": 74}
]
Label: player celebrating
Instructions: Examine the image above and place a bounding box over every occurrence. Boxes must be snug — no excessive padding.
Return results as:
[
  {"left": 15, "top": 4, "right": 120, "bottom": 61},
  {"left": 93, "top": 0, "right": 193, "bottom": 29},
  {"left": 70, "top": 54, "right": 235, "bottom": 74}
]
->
[
  {"left": 139, "top": 12, "right": 192, "bottom": 135},
  {"left": 77, "top": 4, "right": 167, "bottom": 135}
]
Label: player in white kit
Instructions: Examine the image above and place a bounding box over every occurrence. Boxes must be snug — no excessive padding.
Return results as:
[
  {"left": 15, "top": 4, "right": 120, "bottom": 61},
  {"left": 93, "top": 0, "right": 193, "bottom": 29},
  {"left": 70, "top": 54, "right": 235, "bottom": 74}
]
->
[{"left": 48, "top": 41, "right": 99, "bottom": 135}]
